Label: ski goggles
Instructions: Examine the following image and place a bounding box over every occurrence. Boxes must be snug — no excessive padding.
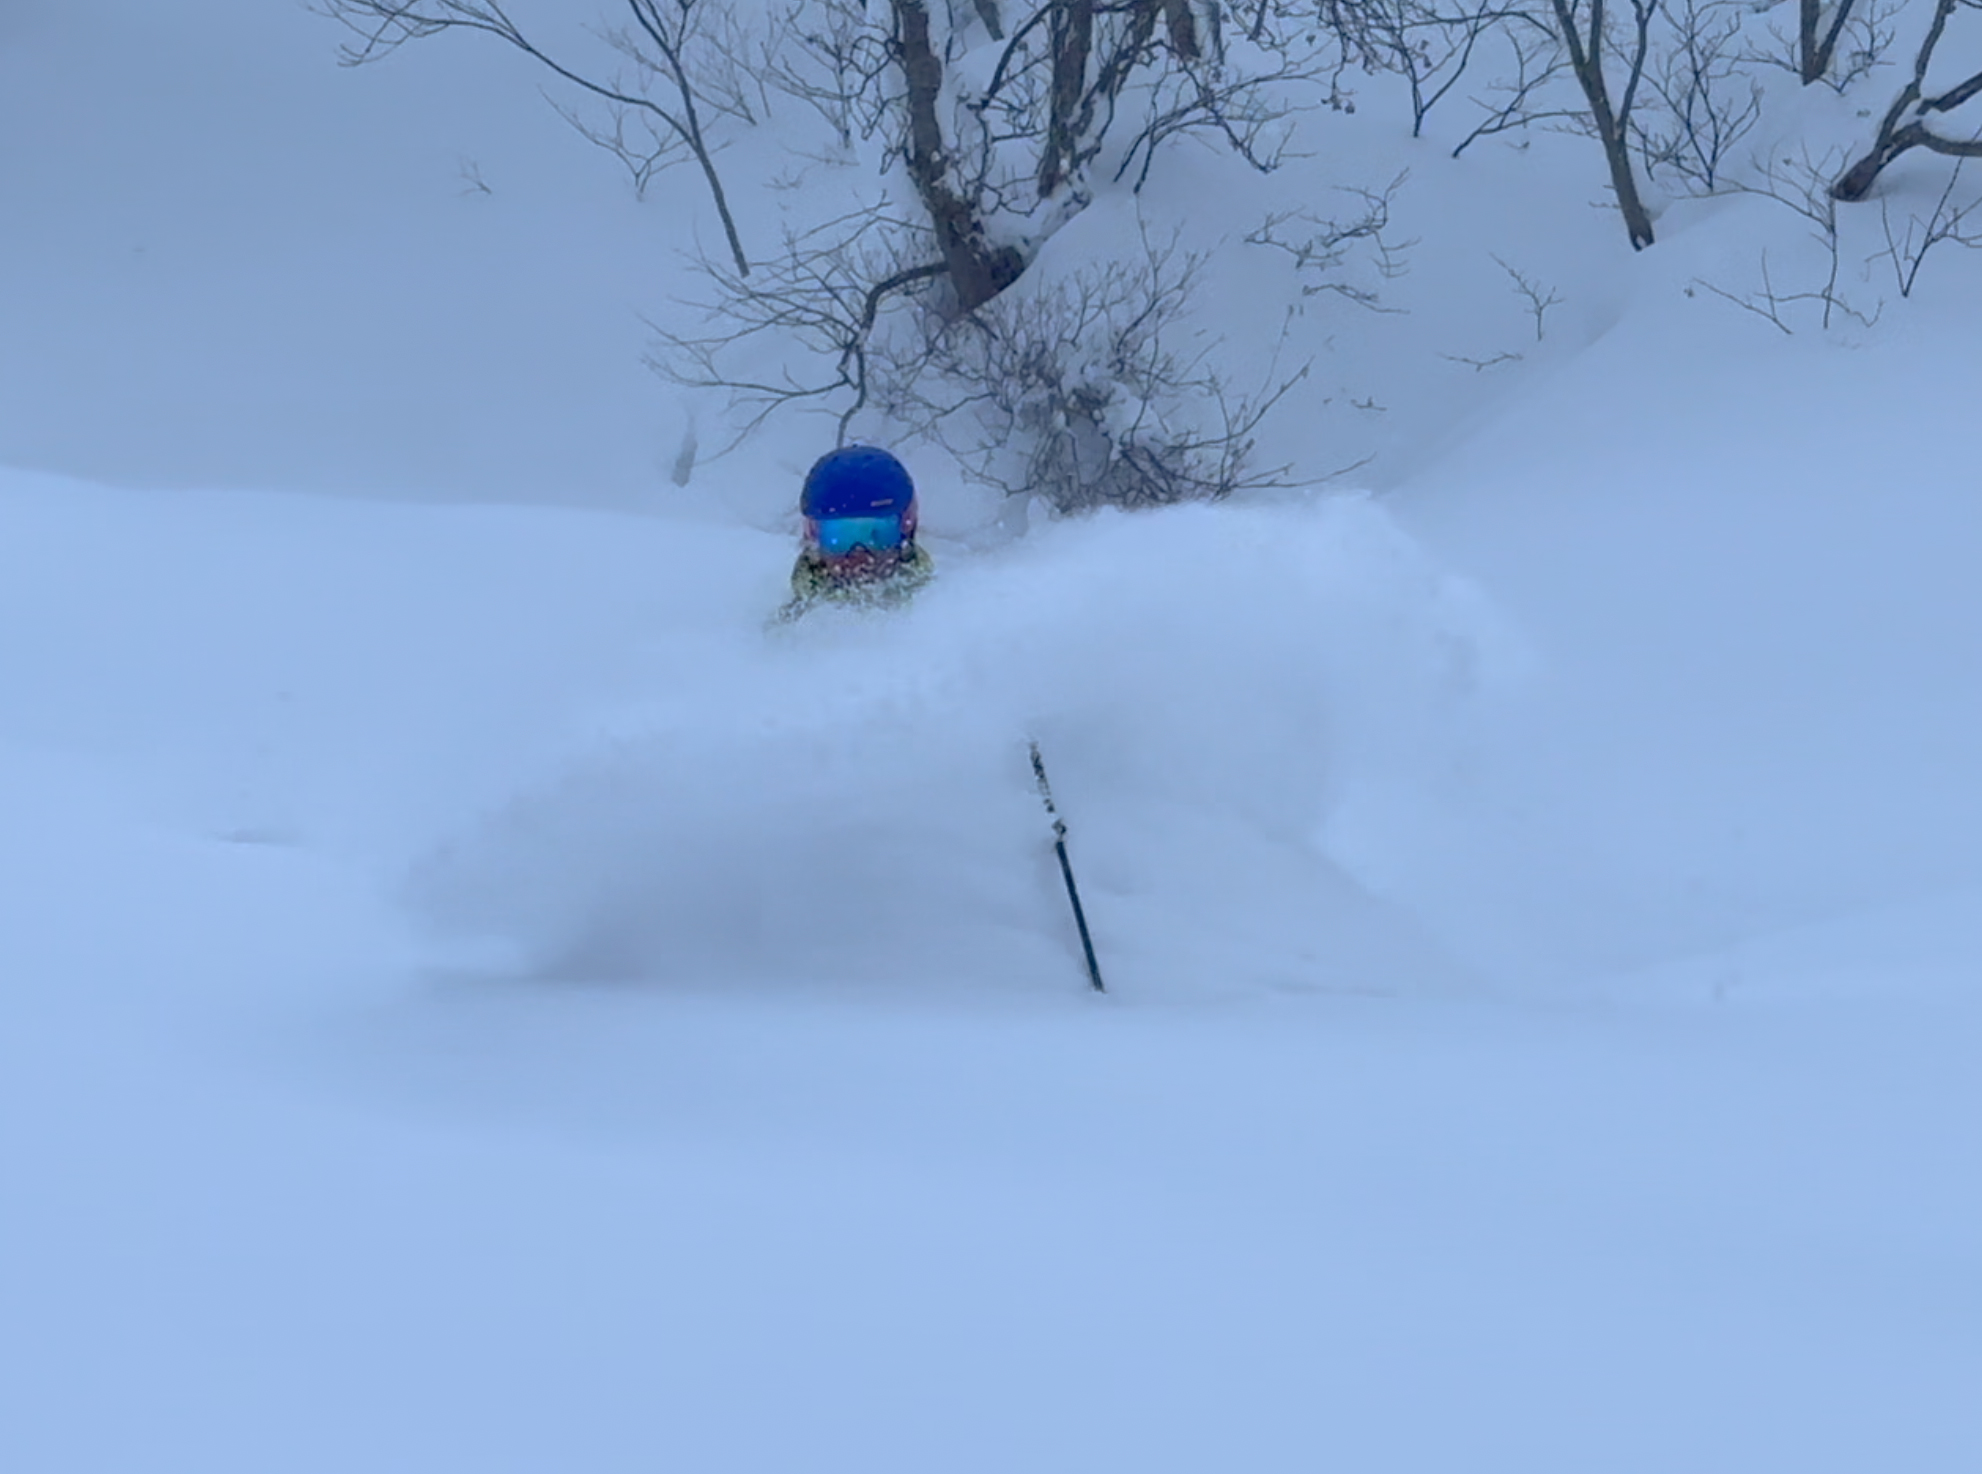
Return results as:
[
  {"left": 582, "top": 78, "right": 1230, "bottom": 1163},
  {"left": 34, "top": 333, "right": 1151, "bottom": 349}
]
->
[{"left": 813, "top": 513, "right": 907, "bottom": 557}]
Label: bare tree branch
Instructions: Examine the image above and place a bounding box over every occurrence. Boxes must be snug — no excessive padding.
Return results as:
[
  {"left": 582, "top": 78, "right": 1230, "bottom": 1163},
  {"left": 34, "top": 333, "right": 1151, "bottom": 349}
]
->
[
  {"left": 315, "top": 0, "right": 752, "bottom": 274},
  {"left": 1877, "top": 157, "right": 1982, "bottom": 294}
]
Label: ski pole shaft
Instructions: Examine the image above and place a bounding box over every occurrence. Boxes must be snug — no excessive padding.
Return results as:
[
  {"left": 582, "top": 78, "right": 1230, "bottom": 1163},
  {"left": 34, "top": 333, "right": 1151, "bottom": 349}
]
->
[{"left": 1029, "top": 741, "right": 1105, "bottom": 994}]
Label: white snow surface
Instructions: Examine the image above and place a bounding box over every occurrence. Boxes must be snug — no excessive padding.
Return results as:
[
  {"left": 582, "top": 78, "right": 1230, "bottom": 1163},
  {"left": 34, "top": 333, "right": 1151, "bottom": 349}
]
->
[{"left": 3, "top": 4, "right": 1979, "bottom": 1470}]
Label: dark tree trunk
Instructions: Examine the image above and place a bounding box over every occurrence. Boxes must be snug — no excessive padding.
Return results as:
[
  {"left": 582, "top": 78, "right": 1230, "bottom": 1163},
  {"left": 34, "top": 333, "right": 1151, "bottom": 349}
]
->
[
  {"left": 1040, "top": 0, "right": 1096, "bottom": 197},
  {"left": 892, "top": 0, "right": 1023, "bottom": 311},
  {"left": 1833, "top": 107, "right": 1982, "bottom": 200},
  {"left": 1595, "top": 106, "right": 1658, "bottom": 250},
  {"left": 1799, "top": 0, "right": 1857, "bottom": 86},
  {"left": 1833, "top": 0, "right": 1982, "bottom": 200},
  {"left": 1551, "top": 0, "right": 1656, "bottom": 250},
  {"left": 1163, "top": 0, "right": 1200, "bottom": 59}
]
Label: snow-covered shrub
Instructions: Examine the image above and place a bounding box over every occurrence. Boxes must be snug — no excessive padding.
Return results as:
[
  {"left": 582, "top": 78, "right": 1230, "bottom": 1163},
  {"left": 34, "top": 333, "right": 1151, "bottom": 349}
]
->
[
  {"left": 871, "top": 234, "right": 1302, "bottom": 513},
  {"left": 654, "top": 216, "right": 1304, "bottom": 514}
]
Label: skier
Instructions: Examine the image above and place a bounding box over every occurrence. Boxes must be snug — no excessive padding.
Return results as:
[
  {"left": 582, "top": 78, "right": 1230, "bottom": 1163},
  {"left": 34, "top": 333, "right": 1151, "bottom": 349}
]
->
[{"left": 778, "top": 445, "right": 934, "bottom": 622}]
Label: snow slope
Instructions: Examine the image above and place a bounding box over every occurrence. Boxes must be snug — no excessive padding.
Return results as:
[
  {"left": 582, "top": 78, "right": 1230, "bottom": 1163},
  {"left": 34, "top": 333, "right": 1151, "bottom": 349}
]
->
[{"left": 3, "top": 3, "right": 1980, "bottom": 1471}]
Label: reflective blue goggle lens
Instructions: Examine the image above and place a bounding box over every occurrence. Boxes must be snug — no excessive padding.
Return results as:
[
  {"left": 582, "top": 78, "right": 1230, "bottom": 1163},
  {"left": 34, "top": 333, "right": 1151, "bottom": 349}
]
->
[{"left": 815, "top": 514, "right": 906, "bottom": 556}]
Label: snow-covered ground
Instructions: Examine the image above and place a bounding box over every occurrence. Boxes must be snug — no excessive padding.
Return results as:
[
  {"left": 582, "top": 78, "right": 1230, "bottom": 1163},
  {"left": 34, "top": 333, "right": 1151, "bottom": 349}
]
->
[{"left": 3, "top": 3, "right": 1978, "bottom": 1470}]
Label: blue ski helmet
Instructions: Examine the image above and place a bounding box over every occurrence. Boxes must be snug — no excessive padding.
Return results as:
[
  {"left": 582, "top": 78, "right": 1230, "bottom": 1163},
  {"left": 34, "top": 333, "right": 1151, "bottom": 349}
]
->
[{"left": 802, "top": 445, "right": 916, "bottom": 520}]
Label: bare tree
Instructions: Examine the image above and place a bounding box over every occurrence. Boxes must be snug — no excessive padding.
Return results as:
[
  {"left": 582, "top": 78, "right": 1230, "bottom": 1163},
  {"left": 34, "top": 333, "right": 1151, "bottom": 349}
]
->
[
  {"left": 653, "top": 205, "right": 1307, "bottom": 511},
  {"left": 648, "top": 210, "right": 943, "bottom": 447},
  {"left": 1633, "top": 0, "right": 1762, "bottom": 193},
  {"left": 759, "top": 2, "right": 892, "bottom": 151},
  {"left": 1244, "top": 173, "right": 1413, "bottom": 309},
  {"left": 890, "top": 1, "right": 1022, "bottom": 312},
  {"left": 1747, "top": 0, "right": 1896, "bottom": 92},
  {"left": 1700, "top": 150, "right": 1882, "bottom": 330},
  {"left": 316, "top": 0, "right": 754, "bottom": 275},
  {"left": 1450, "top": 11, "right": 1580, "bottom": 157},
  {"left": 975, "top": 0, "right": 1323, "bottom": 202},
  {"left": 1800, "top": 0, "right": 1862, "bottom": 84},
  {"left": 318, "top": 1, "right": 1320, "bottom": 314},
  {"left": 763, "top": 0, "right": 1332, "bottom": 316},
  {"left": 1548, "top": 0, "right": 1661, "bottom": 247},
  {"left": 1833, "top": 0, "right": 1982, "bottom": 201},
  {"left": 1361, "top": 0, "right": 1538, "bottom": 138},
  {"left": 1877, "top": 157, "right": 1982, "bottom": 292}
]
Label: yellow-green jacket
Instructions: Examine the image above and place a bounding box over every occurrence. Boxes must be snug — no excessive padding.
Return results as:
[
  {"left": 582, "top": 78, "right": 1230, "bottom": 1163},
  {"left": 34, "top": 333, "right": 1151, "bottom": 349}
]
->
[{"left": 778, "top": 545, "right": 934, "bottom": 622}]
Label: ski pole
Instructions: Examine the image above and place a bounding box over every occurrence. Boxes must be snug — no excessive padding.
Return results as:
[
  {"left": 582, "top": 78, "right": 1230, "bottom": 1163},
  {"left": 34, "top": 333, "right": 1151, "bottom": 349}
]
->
[{"left": 1028, "top": 741, "right": 1106, "bottom": 994}]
